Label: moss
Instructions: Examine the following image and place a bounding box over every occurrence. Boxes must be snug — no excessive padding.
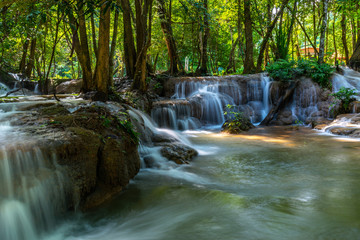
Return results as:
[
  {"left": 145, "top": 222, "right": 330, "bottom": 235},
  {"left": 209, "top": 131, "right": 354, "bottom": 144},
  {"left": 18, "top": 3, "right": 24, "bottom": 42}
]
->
[{"left": 40, "top": 105, "right": 70, "bottom": 116}]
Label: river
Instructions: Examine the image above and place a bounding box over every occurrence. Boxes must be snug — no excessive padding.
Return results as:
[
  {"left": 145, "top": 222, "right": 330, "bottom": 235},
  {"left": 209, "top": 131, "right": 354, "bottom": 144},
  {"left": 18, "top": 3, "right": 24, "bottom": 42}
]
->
[{"left": 44, "top": 127, "right": 360, "bottom": 240}]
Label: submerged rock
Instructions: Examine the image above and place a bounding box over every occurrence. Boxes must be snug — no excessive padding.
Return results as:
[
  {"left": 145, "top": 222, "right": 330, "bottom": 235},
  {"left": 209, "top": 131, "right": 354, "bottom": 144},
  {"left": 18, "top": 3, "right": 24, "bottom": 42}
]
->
[{"left": 158, "top": 143, "right": 198, "bottom": 164}]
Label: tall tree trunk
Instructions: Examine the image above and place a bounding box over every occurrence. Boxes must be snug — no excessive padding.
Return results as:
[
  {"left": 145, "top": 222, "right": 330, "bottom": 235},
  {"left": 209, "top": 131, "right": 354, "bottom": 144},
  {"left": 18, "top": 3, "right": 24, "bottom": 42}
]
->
[
  {"left": 91, "top": 12, "right": 98, "bottom": 59},
  {"left": 313, "top": 0, "right": 317, "bottom": 57},
  {"left": 318, "top": 0, "right": 328, "bottom": 64},
  {"left": 256, "top": 0, "right": 290, "bottom": 72},
  {"left": 94, "top": 0, "right": 111, "bottom": 98},
  {"left": 226, "top": 37, "right": 239, "bottom": 73},
  {"left": 350, "top": 18, "right": 357, "bottom": 51},
  {"left": 109, "top": 7, "right": 120, "bottom": 86},
  {"left": 197, "top": 0, "right": 210, "bottom": 75},
  {"left": 333, "top": 14, "right": 338, "bottom": 65},
  {"left": 243, "top": 0, "right": 255, "bottom": 74},
  {"left": 19, "top": 38, "right": 29, "bottom": 73},
  {"left": 25, "top": 38, "right": 36, "bottom": 78},
  {"left": 45, "top": 11, "right": 62, "bottom": 94},
  {"left": 66, "top": 1, "right": 93, "bottom": 92},
  {"left": 156, "top": 0, "right": 183, "bottom": 74},
  {"left": 341, "top": 13, "right": 350, "bottom": 65},
  {"left": 133, "top": 0, "right": 153, "bottom": 92},
  {"left": 120, "top": 0, "right": 137, "bottom": 79}
]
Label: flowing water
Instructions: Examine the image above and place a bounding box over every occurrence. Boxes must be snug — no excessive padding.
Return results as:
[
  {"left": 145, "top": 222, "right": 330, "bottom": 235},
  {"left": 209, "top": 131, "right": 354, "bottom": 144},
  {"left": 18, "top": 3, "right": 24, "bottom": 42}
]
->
[
  {"left": 43, "top": 127, "right": 360, "bottom": 240},
  {"left": 2, "top": 69, "right": 360, "bottom": 240}
]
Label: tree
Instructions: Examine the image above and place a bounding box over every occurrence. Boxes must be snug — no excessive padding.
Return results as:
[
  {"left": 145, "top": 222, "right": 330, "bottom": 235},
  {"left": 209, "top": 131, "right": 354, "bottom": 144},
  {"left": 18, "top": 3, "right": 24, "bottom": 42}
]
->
[
  {"left": 156, "top": 0, "right": 183, "bottom": 74},
  {"left": 318, "top": 0, "right": 329, "bottom": 64},
  {"left": 243, "top": 0, "right": 255, "bottom": 74}
]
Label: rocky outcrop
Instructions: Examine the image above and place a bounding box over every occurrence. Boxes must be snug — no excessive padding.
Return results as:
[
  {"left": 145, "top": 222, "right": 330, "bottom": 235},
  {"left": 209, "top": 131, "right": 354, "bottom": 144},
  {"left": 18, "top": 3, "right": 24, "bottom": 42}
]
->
[
  {"left": 9, "top": 100, "right": 141, "bottom": 210},
  {"left": 56, "top": 79, "right": 82, "bottom": 94},
  {"left": 316, "top": 113, "right": 360, "bottom": 138},
  {"left": 0, "top": 70, "right": 17, "bottom": 88}
]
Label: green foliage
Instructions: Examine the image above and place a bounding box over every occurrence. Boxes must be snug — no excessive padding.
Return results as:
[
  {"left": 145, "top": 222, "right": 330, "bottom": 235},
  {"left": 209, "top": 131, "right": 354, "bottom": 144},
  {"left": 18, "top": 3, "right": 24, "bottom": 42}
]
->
[
  {"left": 331, "top": 87, "right": 357, "bottom": 110},
  {"left": 115, "top": 112, "right": 139, "bottom": 145},
  {"left": 266, "top": 59, "right": 335, "bottom": 88},
  {"left": 222, "top": 104, "right": 254, "bottom": 134},
  {"left": 265, "top": 59, "right": 296, "bottom": 82}
]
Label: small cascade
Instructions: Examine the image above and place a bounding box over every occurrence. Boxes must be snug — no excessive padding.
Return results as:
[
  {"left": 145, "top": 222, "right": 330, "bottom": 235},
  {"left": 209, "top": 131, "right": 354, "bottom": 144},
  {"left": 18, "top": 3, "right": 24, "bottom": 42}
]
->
[
  {"left": 129, "top": 107, "right": 196, "bottom": 169},
  {"left": 0, "top": 82, "right": 9, "bottom": 95},
  {"left": 291, "top": 79, "right": 319, "bottom": 122},
  {"left": 152, "top": 75, "right": 272, "bottom": 130},
  {"left": 332, "top": 69, "right": 360, "bottom": 101},
  {"left": 0, "top": 105, "right": 70, "bottom": 240},
  {"left": 34, "top": 84, "right": 41, "bottom": 94}
]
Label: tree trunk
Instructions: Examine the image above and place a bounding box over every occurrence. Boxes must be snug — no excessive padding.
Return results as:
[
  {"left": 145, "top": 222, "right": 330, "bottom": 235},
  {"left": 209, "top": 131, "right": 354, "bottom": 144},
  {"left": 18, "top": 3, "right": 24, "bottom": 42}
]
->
[
  {"left": 19, "top": 38, "right": 29, "bottom": 73},
  {"left": 226, "top": 37, "right": 240, "bottom": 73},
  {"left": 109, "top": 7, "right": 120, "bottom": 86},
  {"left": 94, "top": 0, "right": 111, "bottom": 98},
  {"left": 133, "top": 0, "right": 153, "bottom": 92},
  {"left": 66, "top": 1, "right": 93, "bottom": 92},
  {"left": 120, "top": 0, "right": 137, "bottom": 79},
  {"left": 341, "top": 13, "right": 350, "bottom": 65},
  {"left": 333, "top": 14, "right": 338, "bottom": 65},
  {"left": 25, "top": 38, "right": 36, "bottom": 78},
  {"left": 256, "top": 0, "right": 290, "bottom": 72},
  {"left": 318, "top": 0, "right": 328, "bottom": 64},
  {"left": 91, "top": 12, "right": 98, "bottom": 59},
  {"left": 156, "top": 0, "right": 183, "bottom": 74},
  {"left": 197, "top": 0, "right": 210, "bottom": 75},
  {"left": 243, "top": 0, "right": 255, "bottom": 74}
]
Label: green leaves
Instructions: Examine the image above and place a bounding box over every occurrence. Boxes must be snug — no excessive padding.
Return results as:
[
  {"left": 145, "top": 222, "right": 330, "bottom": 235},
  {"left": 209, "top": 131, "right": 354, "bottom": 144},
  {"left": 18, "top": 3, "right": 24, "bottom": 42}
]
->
[
  {"left": 266, "top": 59, "right": 335, "bottom": 87},
  {"left": 331, "top": 87, "right": 357, "bottom": 109}
]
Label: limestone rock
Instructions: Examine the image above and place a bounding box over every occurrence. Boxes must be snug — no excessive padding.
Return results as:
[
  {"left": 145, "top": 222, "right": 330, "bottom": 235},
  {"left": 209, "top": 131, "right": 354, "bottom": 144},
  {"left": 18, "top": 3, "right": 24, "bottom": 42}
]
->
[{"left": 56, "top": 79, "right": 82, "bottom": 94}]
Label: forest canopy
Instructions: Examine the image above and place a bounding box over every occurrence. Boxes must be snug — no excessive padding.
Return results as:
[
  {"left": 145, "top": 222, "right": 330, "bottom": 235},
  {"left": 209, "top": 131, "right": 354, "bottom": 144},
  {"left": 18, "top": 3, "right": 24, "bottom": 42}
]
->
[{"left": 0, "top": 0, "right": 359, "bottom": 98}]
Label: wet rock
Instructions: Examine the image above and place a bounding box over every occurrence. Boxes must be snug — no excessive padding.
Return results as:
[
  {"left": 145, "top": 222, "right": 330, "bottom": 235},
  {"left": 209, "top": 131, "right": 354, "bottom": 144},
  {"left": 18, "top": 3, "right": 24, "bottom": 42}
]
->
[
  {"left": 0, "top": 70, "right": 17, "bottom": 88},
  {"left": 329, "top": 127, "right": 358, "bottom": 136},
  {"left": 56, "top": 79, "right": 82, "bottom": 94},
  {"left": 159, "top": 143, "right": 198, "bottom": 164},
  {"left": 13, "top": 101, "right": 141, "bottom": 211},
  {"left": 350, "top": 101, "right": 360, "bottom": 113}
]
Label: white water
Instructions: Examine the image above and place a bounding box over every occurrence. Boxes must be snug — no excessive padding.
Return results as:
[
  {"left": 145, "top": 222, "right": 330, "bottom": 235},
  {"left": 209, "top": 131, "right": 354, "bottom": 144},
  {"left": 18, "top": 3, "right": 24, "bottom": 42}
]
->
[
  {"left": 152, "top": 74, "right": 272, "bottom": 130},
  {"left": 0, "top": 104, "right": 69, "bottom": 240}
]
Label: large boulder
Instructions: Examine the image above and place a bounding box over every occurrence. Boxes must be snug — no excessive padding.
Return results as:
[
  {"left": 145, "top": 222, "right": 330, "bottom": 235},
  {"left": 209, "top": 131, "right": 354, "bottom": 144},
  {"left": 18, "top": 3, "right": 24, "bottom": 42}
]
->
[
  {"left": 9, "top": 101, "right": 141, "bottom": 210},
  {"left": 0, "top": 70, "right": 17, "bottom": 88},
  {"left": 56, "top": 79, "right": 83, "bottom": 94}
]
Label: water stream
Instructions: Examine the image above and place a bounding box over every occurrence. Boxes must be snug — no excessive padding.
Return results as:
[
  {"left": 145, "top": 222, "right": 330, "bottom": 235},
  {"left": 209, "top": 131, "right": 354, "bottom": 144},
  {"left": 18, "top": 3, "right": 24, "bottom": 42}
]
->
[
  {"left": 44, "top": 127, "right": 360, "bottom": 240},
  {"left": 1, "top": 69, "right": 360, "bottom": 239}
]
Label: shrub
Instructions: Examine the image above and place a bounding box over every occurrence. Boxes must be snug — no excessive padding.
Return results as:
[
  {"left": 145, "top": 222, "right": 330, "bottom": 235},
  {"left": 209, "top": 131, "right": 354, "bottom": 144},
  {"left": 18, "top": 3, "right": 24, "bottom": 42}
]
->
[
  {"left": 222, "top": 105, "right": 254, "bottom": 134},
  {"left": 331, "top": 87, "right": 357, "bottom": 111},
  {"left": 265, "top": 59, "right": 297, "bottom": 82},
  {"left": 266, "top": 59, "right": 335, "bottom": 88}
]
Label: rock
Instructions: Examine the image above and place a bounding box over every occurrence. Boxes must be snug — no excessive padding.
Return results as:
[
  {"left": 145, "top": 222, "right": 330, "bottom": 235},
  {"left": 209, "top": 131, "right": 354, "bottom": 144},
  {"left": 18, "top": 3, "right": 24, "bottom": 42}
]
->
[
  {"left": 0, "top": 70, "right": 17, "bottom": 88},
  {"left": 56, "top": 79, "right": 82, "bottom": 94},
  {"left": 159, "top": 143, "right": 198, "bottom": 164},
  {"left": 350, "top": 101, "right": 360, "bottom": 113},
  {"left": 222, "top": 113, "right": 255, "bottom": 133},
  {"left": 329, "top": 127, "right": 358, "bottom": 136},
  {"left": 13, "top": 101, "right": 141, "bottom": 211}
]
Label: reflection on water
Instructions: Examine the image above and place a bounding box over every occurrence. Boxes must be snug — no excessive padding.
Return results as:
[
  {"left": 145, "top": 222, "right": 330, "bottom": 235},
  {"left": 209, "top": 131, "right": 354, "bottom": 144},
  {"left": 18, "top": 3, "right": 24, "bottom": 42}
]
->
[{"left": 49, "top": 127, "right": 360, "bottom": 240}]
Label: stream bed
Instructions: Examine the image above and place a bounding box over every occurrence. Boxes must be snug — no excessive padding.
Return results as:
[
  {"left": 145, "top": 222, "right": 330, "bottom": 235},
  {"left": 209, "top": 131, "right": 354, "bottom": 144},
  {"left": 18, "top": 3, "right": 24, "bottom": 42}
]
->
[{"left": 48, "top": 127, "right": 360, "bottom": 240}]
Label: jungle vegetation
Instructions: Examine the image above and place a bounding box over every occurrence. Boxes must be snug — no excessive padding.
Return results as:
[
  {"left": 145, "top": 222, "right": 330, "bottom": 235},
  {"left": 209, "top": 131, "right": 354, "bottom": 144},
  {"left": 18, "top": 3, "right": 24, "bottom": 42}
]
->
[{"left": 0, "top": 0, "right": 359, "bottom": 99}]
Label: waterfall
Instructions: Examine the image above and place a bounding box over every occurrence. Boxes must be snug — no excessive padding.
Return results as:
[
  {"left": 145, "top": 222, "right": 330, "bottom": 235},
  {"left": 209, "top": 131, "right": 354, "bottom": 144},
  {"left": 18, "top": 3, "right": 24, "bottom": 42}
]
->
[
  {"left": 0, "top": 83, "right": 9, "bottom": 95},
  {"left": 332, "top": 69, "right": 360, "bottom": 101},
  {"left": 152, "top": 75, "right": 272, "bottom": 130},
  {"left": 0, "top": 105, "right": 69, "bottom": 240},
  {"left": 290, "top": 79, "right": 319, "bottom": 122}
]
